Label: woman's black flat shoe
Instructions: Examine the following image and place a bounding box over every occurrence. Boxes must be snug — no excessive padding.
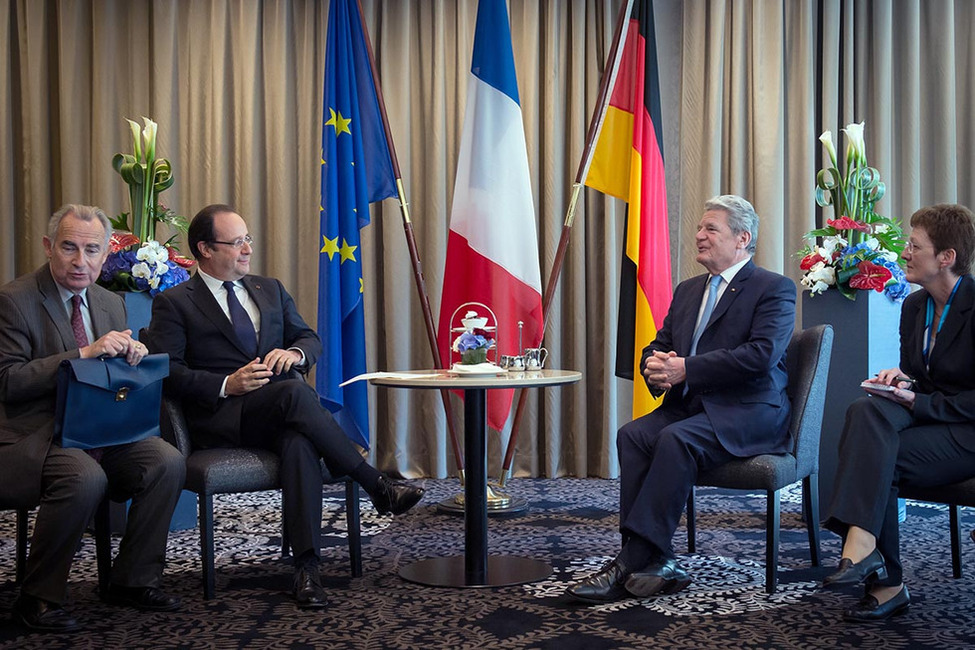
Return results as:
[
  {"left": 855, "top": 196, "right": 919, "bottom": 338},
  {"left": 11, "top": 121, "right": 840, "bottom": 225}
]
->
[
  {"left": 842, "top": 586, "right": 910, "bottom": 622},
  {"left": 822, "top": 548, "right": 887, "bottom": 587}
]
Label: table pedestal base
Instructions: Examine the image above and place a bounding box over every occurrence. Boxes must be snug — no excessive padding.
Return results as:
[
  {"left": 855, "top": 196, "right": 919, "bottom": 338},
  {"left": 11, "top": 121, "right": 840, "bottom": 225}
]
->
[
  {"left": 399, "top": 556, "right": 551, "bottom": 588},
  {"left": 435, "top": 495, "right": 529, "bottom": 516}
]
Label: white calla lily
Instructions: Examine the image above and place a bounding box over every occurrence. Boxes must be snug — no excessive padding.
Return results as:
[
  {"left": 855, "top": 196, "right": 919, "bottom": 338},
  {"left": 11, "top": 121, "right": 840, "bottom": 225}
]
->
[
  {"left": 842, "top": 122, "right": 866, "bottom": 164},
  {"left": 819, "top": 130, "right": 837, "bottom": 167}
]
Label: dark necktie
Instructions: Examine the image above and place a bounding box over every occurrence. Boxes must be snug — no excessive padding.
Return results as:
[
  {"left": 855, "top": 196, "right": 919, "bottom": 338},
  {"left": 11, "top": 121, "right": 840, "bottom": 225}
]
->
[
  {"left": 70, "top": 295, "right": 89, "bottom": 348},
  {"left": 223, "top": 281, "right": 258, "bottom": 357}
]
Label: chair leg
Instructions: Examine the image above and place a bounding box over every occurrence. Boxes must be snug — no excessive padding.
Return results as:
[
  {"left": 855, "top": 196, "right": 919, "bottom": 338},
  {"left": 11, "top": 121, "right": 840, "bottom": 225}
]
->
[
  {"left": 281, "top": 507, "right": 291, "bottom": 559},
  {"left": 346, "top": 480, "right": 362, "bottom": 578},
  {"left": 950, "top": 504, "right": 962, "bottom": 579},
  {"left": 686, "top": 487, "right": 697, "bottom": 554},
  {"left": 802, "top": 474, "right": 821, "bottom": 567},
  {"left": 94, "top": 497, "right": 113, "bottom": 598},
  {"left": 199, "top": 494, "right": 216, "bottom": 600},
  {"left": 765, "top": 489, "right": 780, "bottom": 594},
  {"left": 15, "top": 509, "right": 29, "bottom": 584}
]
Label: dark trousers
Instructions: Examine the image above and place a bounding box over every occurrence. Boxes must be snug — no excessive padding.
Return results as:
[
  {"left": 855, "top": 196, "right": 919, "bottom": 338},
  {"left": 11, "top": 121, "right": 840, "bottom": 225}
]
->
[
  {"left": 23, "top": 436, "right": 185, "bottom": 604},
  {"left": 238, "top": 379, "right": 365, "bottom": 559},
  {"left": 617, "top": 401, "right": 735, "bottom": 563},
  {"left": 825, "top": 396, "right": 975, "bottom": 585}
]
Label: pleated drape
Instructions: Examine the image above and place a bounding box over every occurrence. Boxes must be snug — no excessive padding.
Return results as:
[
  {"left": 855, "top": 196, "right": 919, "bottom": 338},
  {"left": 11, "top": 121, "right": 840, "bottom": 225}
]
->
[{"left": 2, "top": 0, "right": 974, "bottom": 479}]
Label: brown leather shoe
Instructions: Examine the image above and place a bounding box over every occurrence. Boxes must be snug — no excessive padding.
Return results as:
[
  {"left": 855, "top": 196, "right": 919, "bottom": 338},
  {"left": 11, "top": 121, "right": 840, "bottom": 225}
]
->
[{"left": 13, "top": 594, "right": 81, "bottom": 633}]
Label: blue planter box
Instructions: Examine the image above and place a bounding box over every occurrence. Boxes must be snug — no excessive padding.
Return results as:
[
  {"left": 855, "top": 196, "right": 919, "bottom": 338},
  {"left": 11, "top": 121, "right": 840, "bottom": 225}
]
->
[
  {"left": 115, "top": 291, "right": 197, "bottom": 531},
  {"left": 801, "top": 288, "right": 902, "bottom": 514}
]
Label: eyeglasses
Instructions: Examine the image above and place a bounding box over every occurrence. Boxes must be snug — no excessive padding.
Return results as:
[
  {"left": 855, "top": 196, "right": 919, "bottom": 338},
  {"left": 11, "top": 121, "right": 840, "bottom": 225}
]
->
[
  {"left": 210, "top": 234, "right": 254, "bottom": 249},
  {"left": 904, "top": 241, "right": 924, "bottom": 253}
]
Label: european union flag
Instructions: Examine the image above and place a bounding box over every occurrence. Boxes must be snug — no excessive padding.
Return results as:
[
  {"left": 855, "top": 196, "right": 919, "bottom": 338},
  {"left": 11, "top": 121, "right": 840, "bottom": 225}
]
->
[{"left": 319, "top": 0, "right": 396, "bottom": 449}]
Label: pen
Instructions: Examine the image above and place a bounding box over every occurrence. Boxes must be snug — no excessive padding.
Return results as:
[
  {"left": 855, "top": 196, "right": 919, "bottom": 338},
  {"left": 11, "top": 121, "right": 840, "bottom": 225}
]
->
[{"left": 873, "top": 374, "right": 915, "bottom": 385}]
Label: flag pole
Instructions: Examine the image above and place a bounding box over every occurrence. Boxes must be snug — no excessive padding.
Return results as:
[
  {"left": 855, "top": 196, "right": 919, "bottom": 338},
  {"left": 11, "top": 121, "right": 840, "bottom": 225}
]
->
[
  {"left": 498, "top": 0, "right": 634, "bottom": 487},
  {"left": 354, "top": 0, "right": 465, "bottom": 473}
]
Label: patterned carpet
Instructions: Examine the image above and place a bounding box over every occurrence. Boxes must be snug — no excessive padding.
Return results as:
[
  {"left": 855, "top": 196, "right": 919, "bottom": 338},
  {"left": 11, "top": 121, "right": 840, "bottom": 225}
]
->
[{"left": 1, "top": 478, "right": 974, "bottom": 649}]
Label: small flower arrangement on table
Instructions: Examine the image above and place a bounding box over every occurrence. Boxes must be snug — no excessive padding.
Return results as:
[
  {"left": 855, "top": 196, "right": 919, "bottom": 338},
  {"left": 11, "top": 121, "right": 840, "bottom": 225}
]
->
[
  {"left": 97, "top": 117, "right": 194, "bottom": 296},
  {"left": 798, "top": 122, "right": 909, "bottom": 302},
  {"left": 452, "top": 311, "right": 495, "bottom": 365}
]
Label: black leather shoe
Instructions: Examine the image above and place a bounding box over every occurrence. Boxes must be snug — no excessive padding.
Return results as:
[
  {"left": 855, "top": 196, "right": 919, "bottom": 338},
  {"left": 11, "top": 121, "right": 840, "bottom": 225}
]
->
[
  {"left": 566, "top": 559, "right": 633, "bottom": 604},
  {"left": 13, "top": 594, "right": 81, "bottom": 633},
  {"left": 371, "top": 476, "right": 424, "bottom": 515},
  {"left": 822, "top": 548, "right": 887, "bottom": 587},
  {"left": 292, "top": 567, "right": 328, "bottom": 610},
  {"left": 843, "top": 585, "right": 910, "bottom": 622},
  {"left": 105, "top": 584, "right": 181, "bottom": 612},
  {"left": 625, "top": 557, "right": 692, "bottom": 597}
]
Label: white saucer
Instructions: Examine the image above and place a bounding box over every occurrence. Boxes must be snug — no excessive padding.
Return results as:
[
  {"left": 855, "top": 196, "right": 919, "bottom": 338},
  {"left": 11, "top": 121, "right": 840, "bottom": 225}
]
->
[{"left": 448, "top": 363, "right": 507, "bottom": 375}]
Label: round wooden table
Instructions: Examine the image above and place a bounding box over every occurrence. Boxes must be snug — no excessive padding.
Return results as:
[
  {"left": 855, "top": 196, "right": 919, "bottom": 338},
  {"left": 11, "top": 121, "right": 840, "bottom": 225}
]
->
[{"left": 370, "top": 369, "right": 582, "bottom": 587}]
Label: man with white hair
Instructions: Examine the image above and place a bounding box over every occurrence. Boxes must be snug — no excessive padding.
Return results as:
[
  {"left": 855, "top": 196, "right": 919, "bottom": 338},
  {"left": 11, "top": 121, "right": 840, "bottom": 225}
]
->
[
  {"left": 0, "top": 204, "right": 185, "bottom": 632},
  {"left": 568, "top": 195, "right": 797, "bottom": 603}
]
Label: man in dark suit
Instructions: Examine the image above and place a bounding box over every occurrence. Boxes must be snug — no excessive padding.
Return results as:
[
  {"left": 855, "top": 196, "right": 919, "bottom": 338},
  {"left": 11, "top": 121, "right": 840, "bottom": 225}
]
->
[
  {"left": 147, "top": 204, "right": 424, "bottom": 610},
  {"left": 567, "top": 195, "right": 796, "bottom": 603},
  {"left": 0, "top": 204, "right": 185, "bottom": 632}
]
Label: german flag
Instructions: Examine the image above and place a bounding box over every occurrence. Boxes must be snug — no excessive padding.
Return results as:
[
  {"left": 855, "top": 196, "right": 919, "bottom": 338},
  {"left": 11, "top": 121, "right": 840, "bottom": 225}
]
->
[{"left": 585, "top": 0, "right": 671, "bottom": 418}]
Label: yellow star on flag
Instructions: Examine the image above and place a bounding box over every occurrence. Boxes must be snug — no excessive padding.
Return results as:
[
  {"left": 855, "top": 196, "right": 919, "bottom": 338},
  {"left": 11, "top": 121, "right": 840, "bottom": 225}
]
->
[
  {"left": 320, "top": 235, "right": 340, "bottom": 260},
  {"left": 359, "top": 278, "right": 364, "bottom": 293},
  {"left": 339, "top": 238, "right": 358, "bottom": 263},
  {"left": 325, "top": 108, "right": 352, "bottom": 136}
]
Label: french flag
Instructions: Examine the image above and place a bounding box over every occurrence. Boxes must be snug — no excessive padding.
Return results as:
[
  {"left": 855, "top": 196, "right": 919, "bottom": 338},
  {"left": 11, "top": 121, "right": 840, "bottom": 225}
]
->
[{"left": 437, "top": 0, "right": 544, "bottom": 432}]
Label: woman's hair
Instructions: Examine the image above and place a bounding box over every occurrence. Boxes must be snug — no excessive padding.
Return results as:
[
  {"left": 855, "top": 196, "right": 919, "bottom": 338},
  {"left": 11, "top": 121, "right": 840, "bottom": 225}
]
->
[{"left": 910, "top": 203, "right": 975, "bottom": 275}]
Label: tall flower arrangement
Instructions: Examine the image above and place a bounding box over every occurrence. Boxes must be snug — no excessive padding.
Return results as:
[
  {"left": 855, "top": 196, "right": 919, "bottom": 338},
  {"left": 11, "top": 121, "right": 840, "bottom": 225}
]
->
[
  {"left": 97, "top": 117, "right": 193, "bottom": 295},
  {"left": 798, "top": 122, "right": 909, "bottom": 302},
  {"left": 111, "top": 117, "right": 186, "bottom": 244}
]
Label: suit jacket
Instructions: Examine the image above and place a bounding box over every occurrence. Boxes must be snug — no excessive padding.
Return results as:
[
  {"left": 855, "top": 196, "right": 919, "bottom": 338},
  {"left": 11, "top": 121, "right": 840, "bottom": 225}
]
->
[
  {"left": 899, "top": 274, "right": 975, "bottom": 451},
  {"left": 640, "top": 260, "right": 796, "bottom": 457},
  {"left": 0, "top": 264, "right": 127, "bottom": 507},
  {"left": 146, "top": 272, "right": 322, "bottom": 448}
]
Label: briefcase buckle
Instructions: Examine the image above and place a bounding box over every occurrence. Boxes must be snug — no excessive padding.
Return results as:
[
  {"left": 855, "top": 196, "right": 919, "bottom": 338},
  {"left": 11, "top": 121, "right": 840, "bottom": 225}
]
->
[{"left": 115, "top": 387, "right": 129, "bottom": 402}]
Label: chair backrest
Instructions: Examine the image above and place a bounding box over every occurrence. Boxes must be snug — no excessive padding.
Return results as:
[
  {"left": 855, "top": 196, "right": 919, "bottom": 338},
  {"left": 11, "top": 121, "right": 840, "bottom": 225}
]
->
[
  {"left": 785, "top": 324, "right": 833, "bottom": 478},
  {"left": 139, "top": 326, "right": 192, "bottom": 458},
  {"left": 160, "top": 395, "right": 193, "bottom": 459}
]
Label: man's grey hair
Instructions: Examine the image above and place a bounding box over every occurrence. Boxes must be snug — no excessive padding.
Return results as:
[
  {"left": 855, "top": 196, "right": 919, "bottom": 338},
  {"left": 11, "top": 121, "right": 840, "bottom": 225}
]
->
[
  {"left": 704, "top": 194, "right": 759, "bottom": 254},
  {"left": 47, "top": 204, "right": 112, "bottom": 247}
]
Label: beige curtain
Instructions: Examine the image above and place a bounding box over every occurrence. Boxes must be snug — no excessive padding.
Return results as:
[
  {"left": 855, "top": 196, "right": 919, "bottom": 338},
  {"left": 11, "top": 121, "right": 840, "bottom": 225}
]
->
[{"left": 2, "top": 0, "right": 974, "bottom": 479}]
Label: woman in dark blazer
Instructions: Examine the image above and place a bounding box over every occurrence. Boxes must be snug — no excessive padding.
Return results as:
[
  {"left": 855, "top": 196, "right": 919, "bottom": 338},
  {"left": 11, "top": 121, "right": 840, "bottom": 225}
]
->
[{"left": 823, "top": 203, "right": 975, "bottom": 621}]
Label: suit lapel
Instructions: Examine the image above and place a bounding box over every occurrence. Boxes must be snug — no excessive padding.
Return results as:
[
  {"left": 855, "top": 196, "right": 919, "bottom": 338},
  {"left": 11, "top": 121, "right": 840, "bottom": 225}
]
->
[
  {"left": 37, "top": 265, "right": 79, "bottom": 350},
  {"left": 186, "top": 273, "right": 253, "bottom": 356},
  {"left": 242, "top": 276, "right": 273, "bottom": 353},
  {"left": 705, "top": 260, "right": 754, "bottom": 329},
  {"left": 677, "top": 274, "right": 710, "bottom": 353},
  {"left": 927, "top": 276, "right": 974, "bottom": 371},
  {"left": 87, "top": 287, "right": 116, "bottom": 338}
]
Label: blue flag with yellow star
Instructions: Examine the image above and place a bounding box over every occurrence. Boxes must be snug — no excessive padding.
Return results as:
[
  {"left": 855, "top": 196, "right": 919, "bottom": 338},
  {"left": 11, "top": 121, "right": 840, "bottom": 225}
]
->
[{"left": 319, "top": 0, "right": 396, "bottom": 449}]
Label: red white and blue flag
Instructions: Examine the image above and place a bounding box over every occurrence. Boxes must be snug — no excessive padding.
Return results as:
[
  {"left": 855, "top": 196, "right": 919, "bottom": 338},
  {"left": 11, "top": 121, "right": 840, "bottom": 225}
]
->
[{"left": 437, "top": 0, "right": 544, "bottom": 431}]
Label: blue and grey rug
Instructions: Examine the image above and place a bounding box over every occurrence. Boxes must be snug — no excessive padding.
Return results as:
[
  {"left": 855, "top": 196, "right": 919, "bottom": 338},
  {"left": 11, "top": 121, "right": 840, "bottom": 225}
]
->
[{"left": 1, "top": 478, "right": 973, "bottom": 649}]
